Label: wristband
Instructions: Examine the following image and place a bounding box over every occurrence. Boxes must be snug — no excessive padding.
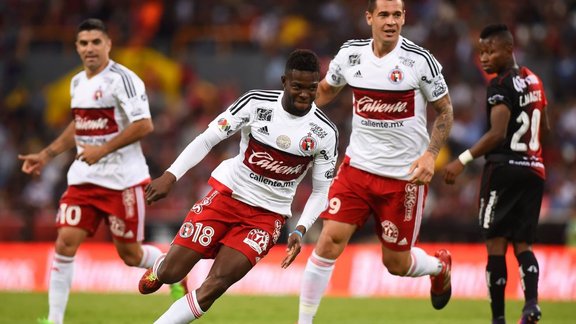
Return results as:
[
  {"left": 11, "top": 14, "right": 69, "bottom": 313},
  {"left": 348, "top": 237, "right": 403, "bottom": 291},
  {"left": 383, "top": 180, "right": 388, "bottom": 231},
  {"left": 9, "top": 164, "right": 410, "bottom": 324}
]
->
[
  {"left": 291, "top": 229, "right": 303, "bottom": 238},
  {"left": 458, "top": 149, "right": 474, "bottom": 165}
]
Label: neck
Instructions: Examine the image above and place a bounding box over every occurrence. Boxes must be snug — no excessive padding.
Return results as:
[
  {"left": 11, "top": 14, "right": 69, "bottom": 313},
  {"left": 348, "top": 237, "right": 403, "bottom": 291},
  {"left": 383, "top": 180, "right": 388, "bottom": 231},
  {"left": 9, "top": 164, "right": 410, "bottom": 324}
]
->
[
  {"left": 372, "top": 39, "right": 398, "bottom": 58},
  {"left": 86, "top": 59, "right": 109, "bottom": 78}
]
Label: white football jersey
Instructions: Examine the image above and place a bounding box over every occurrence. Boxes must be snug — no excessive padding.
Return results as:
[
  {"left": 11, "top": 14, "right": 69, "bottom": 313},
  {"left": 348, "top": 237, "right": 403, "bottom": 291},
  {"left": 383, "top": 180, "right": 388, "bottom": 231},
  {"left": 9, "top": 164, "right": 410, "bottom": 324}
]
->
[
  {"left": 207, "top": 90, "right": 338, "bottom": 217},
  {"left": 67, "top": 60, "right": 151, "bottom": 190},
  {"left": 326, "top": 36, "right": 449, "bottom": 180}
]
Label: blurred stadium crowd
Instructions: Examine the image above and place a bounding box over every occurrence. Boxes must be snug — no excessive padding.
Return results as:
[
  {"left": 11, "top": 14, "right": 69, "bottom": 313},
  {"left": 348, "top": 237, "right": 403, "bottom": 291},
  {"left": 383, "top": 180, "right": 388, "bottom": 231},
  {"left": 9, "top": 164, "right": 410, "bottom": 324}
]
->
[{"left": 1, "top": 0, "right": 575, "bottom": 244}]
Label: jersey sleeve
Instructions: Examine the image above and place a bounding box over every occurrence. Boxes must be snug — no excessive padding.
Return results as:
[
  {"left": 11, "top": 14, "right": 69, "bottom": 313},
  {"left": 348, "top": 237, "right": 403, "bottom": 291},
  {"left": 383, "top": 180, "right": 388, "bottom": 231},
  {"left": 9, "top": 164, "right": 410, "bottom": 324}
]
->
[
  {"left": 207, "top": 91, "right": 255, "bottom": 140},
  {"left": 324, "top": 45, "right": 349, "bottom": 88},
  {"left": 112, "top": 71, "right": 151, "bottom": 122},
  {"left": 486, "top": 81, "right": 513, "bottom": 111},
  {"left": 167, "top": 92, "right": 258, "bottom": 179},
  {"left": 296, "top": 128, "right": 338, "bottom": 231},
  {"left": 417, "top": 53, "right": 449, "bottom": 102}
]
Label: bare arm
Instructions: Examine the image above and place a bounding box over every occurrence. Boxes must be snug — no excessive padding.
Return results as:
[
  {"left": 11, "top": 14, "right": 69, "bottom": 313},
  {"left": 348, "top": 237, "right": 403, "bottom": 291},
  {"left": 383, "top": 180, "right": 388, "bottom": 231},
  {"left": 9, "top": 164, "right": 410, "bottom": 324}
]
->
[
  {"left": 314, "top": 79, "right": 344, "bottom": 108},
  {"left": 467, "top": 104, "right": 509, "bottom": 158},
  {"left": 78, "top": 118, "right": 153, "bottom": 165},
  {"left": 427, "top": 94, "right": 454, "bottom": 157},
  {"left": 408, "top": 93, "right": 454, "bottom": 184},
  {"left": 18, "top": 121, "right": 76, "bottom": 176},
  {"left": 444, "top": 104, "right": 510, "bottom": 184}
]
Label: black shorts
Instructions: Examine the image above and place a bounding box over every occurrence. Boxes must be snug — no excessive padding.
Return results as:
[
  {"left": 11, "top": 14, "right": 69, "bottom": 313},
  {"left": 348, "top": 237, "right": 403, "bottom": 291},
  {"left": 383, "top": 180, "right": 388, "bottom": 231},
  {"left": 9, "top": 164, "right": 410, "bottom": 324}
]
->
[{"left": 478, "top": 162, "right": 544, "bottom": 243}]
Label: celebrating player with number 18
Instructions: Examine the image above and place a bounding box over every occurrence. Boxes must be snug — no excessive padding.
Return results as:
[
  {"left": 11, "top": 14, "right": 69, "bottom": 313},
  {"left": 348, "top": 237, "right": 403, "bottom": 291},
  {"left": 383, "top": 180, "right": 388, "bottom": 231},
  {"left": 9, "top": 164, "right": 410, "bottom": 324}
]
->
[{"left": 138, "top": 49, "right": 338, "bottom": 324}]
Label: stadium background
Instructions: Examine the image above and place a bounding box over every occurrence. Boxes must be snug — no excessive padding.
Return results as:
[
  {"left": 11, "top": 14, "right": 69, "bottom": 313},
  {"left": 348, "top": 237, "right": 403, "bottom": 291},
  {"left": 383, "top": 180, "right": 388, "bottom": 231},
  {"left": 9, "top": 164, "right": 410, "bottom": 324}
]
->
[{"left": 0, "top": 0, "right": 575, "bottom": 302}]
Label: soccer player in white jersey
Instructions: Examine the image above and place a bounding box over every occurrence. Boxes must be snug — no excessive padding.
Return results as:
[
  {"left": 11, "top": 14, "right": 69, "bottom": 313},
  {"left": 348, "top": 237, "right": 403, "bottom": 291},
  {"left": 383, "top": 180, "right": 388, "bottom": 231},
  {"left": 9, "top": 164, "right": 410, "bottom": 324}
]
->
[
  {"left": 137, "top": 49, "right": 338, "bottom": 323},
  {"left": 18, "top": 19, "right": 186, "bottom": 324},
  {"left": 298, "top": 1, "right": 455, "bottom": 322}
]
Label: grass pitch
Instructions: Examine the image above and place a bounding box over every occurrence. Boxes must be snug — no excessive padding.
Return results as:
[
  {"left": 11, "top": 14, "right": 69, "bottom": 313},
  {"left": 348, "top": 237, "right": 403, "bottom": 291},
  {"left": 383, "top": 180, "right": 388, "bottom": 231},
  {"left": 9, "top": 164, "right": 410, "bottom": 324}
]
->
[{"left": 1, "top": 292, "right": 573, "bottom": 323}]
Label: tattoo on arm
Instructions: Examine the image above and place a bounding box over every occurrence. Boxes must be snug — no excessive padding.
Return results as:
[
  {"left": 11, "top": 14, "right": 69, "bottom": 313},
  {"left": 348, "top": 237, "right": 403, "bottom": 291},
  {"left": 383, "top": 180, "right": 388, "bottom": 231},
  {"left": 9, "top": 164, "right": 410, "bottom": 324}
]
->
[{"left": 427, "top": 95, "right": 454, "bottom": 157}]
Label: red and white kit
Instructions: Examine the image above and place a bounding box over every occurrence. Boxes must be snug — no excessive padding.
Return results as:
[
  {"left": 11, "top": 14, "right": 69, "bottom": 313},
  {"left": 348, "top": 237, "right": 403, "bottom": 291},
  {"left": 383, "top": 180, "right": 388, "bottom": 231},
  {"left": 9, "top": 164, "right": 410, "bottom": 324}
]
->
[
  {"left": 68, "top": 60, "right": 151, "bottom": 190},
  {"left": 168, "top": 90, "right": 339, "bottom": 230},
  {"left": 325, "top": 36, "right": 449, "bottom": 180},
  {"left": 58, "top": 60, "right": 151, "bottom": 241}
]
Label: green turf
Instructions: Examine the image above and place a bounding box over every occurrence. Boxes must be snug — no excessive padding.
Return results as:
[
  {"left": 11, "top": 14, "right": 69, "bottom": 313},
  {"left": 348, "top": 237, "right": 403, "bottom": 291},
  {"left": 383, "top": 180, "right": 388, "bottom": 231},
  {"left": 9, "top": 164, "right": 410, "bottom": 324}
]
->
[{"left": 0, "top": 292, "right": 573, "bottom": 323}]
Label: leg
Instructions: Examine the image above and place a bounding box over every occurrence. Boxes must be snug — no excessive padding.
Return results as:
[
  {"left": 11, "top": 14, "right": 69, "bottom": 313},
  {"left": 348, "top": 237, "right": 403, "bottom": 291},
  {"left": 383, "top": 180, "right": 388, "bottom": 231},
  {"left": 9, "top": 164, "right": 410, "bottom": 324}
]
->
[
  {"left": 48, "top": 227, "right": 88, "bottom": 324},
  {"left": 139, "top": 244, "right": 202, "bottom": 295},
  {"left": 154, "top": 246, "right": 253, "bottom": 324},
  {"left": 486, "top": 237, "right": 508, "bottom": 322},
  {"left": 298, "top": 219, "right": 356, "bottom": 324},
  {"left": 513, "top": 242, "right": 541, "bottom": 323},
  {"left": 384, "top": 244, "right": 452, "bottom": 310}
]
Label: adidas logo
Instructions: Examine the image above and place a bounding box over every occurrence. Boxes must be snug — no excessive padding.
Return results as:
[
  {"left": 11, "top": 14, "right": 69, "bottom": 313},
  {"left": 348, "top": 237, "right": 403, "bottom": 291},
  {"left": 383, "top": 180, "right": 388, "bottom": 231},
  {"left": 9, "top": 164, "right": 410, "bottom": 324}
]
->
[
  {"left": 354, "top": 70, "right": 362, "bottom": 78},
  {"left": 398, "top": 237, "right": 407, "bottom": 245},
  {"left": 527, "top": 265, "right": 538, "bottom": 273},
  {"left": 257, "top": 126, "right": 269, "bottom": 135}
]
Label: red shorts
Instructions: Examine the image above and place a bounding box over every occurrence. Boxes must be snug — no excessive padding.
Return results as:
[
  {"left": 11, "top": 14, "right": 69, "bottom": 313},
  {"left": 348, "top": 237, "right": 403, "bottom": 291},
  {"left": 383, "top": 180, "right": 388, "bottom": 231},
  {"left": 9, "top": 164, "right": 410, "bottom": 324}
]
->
[
  {"left": 58, "top": 183, "right": 147, "bottom": 242},
  {"left": 172, "top": 189, "right": 285, "bottom": 266},
  {"left": 320, "top": 160, "right": 428, "bottom": 251}
]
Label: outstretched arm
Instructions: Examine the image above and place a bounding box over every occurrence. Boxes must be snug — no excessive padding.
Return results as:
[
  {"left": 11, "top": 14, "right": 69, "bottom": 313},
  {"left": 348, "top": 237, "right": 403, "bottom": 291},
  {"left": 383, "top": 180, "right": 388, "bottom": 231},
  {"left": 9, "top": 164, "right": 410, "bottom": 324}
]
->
[
  {"left": 408, "top": 93, "right": 454, "bottom": 184},
  {"left": 18, "top": 121, "right": 76, "bottom": 176},
  {"left": 145, "top": 127, "right": 222, "bottom": 204}
]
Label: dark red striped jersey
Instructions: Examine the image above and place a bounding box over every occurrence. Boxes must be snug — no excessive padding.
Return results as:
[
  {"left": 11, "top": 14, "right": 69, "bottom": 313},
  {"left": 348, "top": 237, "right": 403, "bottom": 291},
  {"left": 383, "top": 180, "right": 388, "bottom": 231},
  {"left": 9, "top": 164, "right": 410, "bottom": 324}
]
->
[{"left": 485, "top": 66, "right": 547, "bottom": 178}]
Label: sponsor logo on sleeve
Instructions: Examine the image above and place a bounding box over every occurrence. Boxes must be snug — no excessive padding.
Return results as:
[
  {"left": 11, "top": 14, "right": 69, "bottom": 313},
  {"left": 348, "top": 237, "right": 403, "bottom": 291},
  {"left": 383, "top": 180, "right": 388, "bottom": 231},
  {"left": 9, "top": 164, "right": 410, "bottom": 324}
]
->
[
  {"left": 432, "top": 78, "right": 447, "bottom": 97},
  {"left": 217, "top": 118, "right": 231, "bottom": 132},
  {"left": 325, "top": 167, "right": 336, "bottom": 179},
  {"left": 488, "top": 94, "right": 505, "bottom": 106}
]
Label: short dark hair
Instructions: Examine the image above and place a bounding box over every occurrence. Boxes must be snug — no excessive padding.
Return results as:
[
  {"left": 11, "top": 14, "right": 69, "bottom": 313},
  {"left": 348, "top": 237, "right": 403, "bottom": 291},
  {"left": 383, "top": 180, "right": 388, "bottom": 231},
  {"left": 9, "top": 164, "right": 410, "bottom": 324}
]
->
[
  {"left": 367, "top": 0, "right": 405, "bottom": 13},
  {"left": 285, "top": 49, "right": 320, "bottom": 73},
  {"left": 480, "top": 24, "right": 513, "bottom": 44},
  {"left": 77, "top": 18, "right": 108, "bottom": 35}
]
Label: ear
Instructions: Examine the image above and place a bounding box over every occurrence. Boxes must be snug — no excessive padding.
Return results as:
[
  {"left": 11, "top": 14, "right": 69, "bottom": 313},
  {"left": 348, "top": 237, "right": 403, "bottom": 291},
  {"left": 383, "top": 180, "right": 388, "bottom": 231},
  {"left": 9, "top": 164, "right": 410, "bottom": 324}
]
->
[
  {"left": 365, "top": 11, "right": 372, "bottom": 26},
  {"left": 281, "top": 75, "right": 287, "bottom": 86}
]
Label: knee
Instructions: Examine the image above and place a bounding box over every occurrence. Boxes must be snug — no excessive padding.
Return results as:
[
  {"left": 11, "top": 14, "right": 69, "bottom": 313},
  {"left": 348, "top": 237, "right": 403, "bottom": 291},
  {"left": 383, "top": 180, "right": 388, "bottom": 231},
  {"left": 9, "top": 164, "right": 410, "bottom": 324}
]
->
[
  {"left": 382, "top": 255, "right": 411, "bottom": 276},
  {"left": 383, "top": 261, "right": 408, "bottom": 276},
  {"left": 118, "top": 251, "right": 141, "bottom": 267},
  {"left": 315, "top": 235, "right": 346, "bottom": 260},
  {"left": 54, "top": 234, "right": 81, "bottom": 256}
]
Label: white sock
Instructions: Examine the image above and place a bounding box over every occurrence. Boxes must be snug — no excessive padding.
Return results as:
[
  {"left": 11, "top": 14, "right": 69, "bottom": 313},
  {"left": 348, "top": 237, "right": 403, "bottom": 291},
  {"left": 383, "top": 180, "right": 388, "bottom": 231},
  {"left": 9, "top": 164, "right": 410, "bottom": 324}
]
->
[
  {"left": 405, "top": 247, "right": 443, "bottom": 277},
  {"left": 152, "top": 254, "right": 166, "bottom": 278},
  {"left": 138, "top": 245, "right": 163, "bottom": 268},
  {"left": 48, "top": 253, "right": 75, "bottom": 324},
  {"left": 298, "top": 251, "right": 336, "bottom": 324},
  {"left": 154, "top": 290, "right": 204, "bottom": 324}
]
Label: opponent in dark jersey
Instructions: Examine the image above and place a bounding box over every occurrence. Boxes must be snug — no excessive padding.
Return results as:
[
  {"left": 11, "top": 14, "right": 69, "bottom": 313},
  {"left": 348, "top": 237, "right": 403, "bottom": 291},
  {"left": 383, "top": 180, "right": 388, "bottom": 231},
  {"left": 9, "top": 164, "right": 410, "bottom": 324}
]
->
[{"left": 443, "top": 24, "right": 549, "bottom": 324}]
